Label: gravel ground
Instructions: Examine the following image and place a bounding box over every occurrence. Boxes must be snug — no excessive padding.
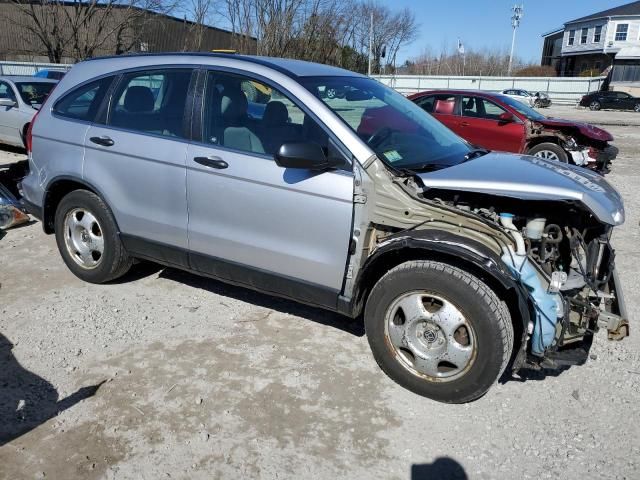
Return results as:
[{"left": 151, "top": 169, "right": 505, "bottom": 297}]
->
[{"left": 1, "top": 106, "right": 639, "bottom": 480}]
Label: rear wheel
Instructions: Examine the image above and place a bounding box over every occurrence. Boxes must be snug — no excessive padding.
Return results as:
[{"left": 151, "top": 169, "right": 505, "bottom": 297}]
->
[
  {"left": 589, "top": 100, "right": 601, "bottom": 111},
  {"left": 528, "top": 142, "right": 569, "bottom": 163},
  {"left": 364, "top": 260, "right": 513, "bottom": 403},
  {"left": 634, "top": 103, "right": 640, "bottom": 113},
  {"left": 54, "top": 190, "right": 132, "bottom": 283}
]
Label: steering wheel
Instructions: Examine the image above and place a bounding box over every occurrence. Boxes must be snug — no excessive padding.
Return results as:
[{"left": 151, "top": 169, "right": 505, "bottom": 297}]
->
[{"left": 367, "top": 127, "right": 395, "bottom": 149}]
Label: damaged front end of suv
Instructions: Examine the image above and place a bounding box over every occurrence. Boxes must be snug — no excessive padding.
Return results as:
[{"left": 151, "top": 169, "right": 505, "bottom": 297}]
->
[{"left": 348, "top": 151, "right": 628, "bottom": 374}]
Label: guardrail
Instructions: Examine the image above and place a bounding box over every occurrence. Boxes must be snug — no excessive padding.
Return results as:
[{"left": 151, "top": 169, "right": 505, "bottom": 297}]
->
[
  {"left": 374, "top": 75, "right": 606, "bottom": 105},
  {"left": 0, "top": 61, "right": 72, "bottom": 76}
]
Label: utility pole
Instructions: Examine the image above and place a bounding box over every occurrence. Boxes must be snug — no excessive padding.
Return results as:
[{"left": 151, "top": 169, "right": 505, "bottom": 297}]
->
[
  {"left": 507, "top": 4, "right": 524, "bottom": 76},
  {"left": 367, "top": 11, "right": 373, "bottom": 76}
]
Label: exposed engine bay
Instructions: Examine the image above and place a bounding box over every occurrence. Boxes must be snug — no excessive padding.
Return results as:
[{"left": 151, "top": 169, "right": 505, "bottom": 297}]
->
[{"left": 421, "top": 188, "right": 629, "bottom": 367}]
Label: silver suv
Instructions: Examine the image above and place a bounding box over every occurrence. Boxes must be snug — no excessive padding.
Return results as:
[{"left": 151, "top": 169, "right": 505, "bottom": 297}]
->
[{"left": 20, "top": 54, "right": 628, "bottom": 403}]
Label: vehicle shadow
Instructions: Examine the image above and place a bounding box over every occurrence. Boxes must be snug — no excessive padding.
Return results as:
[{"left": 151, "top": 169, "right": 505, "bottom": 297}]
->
[
  {"left": 411, "top": 457, "right": 468, "bottom": 479},
  {"left": 0, "top": 333, "right": 104, "bottom": 446},
  {"left": 0, "top": 144, "right": 26, "bottom": 155},
  {"left": 158, "top": 267, "right": 365, "bottom": 337}
]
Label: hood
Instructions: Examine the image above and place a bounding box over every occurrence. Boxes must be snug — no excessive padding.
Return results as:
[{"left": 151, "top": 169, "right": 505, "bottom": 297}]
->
[
  {"left": 535, "top": 118, "right": 613, "bottom": 142},
  {"left": 417, "top": 152, "right": 625, "bottom": 226}
]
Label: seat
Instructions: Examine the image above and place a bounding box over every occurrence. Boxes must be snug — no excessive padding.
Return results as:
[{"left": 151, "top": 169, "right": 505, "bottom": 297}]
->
[
  {"left": 462, "top": 97, "right": 477, "bottom": 117},
  {"left": 259, "top": 101, "right": 301, "bottom": 154},
  {"left": 434, "top": 99, "right": 455, "bottom": 115},
  {"left": 112, "top": 85, "right": 164, "bottom": 133},
  {"left": 124, "top": 86, "right": 155, "bottom": 113},
  {"left": 220, "top": 87, "right": 265, "bottom": 154}
]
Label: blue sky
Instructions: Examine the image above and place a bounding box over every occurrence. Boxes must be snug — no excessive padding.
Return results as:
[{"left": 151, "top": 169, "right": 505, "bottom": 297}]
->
[{"left": 393, "top": 0, "right": 620, "bottom": 64}]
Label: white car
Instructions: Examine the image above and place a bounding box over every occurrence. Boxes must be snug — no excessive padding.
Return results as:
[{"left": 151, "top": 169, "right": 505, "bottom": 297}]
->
[
  {"left": 0, "top": 76, "right": 57, "bottom": 148},
  {"left": 501, "top": 89, "right": 536, "bottom": 107}
]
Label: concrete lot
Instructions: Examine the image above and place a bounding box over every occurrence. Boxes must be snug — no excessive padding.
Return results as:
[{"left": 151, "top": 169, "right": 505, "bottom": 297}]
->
[{"left": 1, "top": 106, "right": 639, "bottom": 479}]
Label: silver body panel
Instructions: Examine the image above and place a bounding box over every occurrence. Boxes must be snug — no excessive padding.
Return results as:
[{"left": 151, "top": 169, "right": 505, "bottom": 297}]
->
[{"left": 418, "top": 153, "right": 625, "bottom": 226}]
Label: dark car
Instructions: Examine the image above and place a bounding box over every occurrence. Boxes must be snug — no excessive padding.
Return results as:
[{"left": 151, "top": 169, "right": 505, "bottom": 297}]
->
[
  {"left": 579, "top": 90, "right": 640, "bottom": 112},
  {"left": 409, "top": 89, "right": 617, "bottom": 172}
]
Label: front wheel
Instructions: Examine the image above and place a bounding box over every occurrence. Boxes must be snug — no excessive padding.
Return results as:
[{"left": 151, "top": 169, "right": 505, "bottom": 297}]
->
[
  {"left": 527, "top": 142, "right": 569, "bottom": 163},
  {"left": 589, "top": 100, "right": 601, "bottom": 111},
  {"left": 364, "top": 261, "right": 513, "bottom": 403}
]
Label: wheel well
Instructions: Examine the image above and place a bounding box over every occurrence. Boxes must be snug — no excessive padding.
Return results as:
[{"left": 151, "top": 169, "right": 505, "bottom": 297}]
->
[
  {"left": 354, "top": 247, "right": 524, "bottom": 351},
  {"left": 42, "top": 179, "right": 98, "bottom": 233},
  {"left": 525, "top": 137, "right": 560, "bottom": 152}
]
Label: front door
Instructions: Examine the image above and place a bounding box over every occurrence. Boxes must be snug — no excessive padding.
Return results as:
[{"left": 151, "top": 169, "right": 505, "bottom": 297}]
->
[
  {"left": 458, "top": 96, "right": 525, "bottom": 152},
  {"left": 186, "top": 70, "right": 354, "bottom": 303},
  {"left": 0, "top": 81, "right": 24, "bottom": 145},
  {"left": 83, "top": 68, "right": 194, "bottom": 261}
]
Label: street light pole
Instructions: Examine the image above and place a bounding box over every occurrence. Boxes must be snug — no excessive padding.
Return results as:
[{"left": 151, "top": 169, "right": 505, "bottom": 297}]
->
[
  {"left": 368, "top": 12, "right": 373, "bottom": 76},
  {"left": 507, "top": 4, "right": 524, "bottom": 76}
]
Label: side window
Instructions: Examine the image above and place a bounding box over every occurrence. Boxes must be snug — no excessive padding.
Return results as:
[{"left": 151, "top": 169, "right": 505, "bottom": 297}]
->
[
  {"left": 54, "top": 77, "right": 113, "bottom": 121},
  {"left": 0, "top": 82, "right": 16, "bottom": 101},
  {"left": 615, "top": 92, "right": 630, "bottom": 99},
  {"left": 461, "top": 96, "right": 507, "bottom": 120},
  {"left": 108, "top": 69, "right": 192, "bottom": 139},
  {"left": 414, "top": 95, "right": 435, "bottom": 113},
  {"left": 202, "top": 71, "right": 331, "bottom": 157}
]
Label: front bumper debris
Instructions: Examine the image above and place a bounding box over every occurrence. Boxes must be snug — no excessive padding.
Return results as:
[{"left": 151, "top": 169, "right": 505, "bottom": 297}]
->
[{"left": 0, "top": 162, "right": 30, "bottom": 230}]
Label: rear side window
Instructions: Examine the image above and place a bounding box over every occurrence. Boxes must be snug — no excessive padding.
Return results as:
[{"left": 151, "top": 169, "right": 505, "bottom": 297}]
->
[
  {"left": 54, "top": 77, "right": 113, "bottom": 121},
  {"left": 414, "top": 95, "right": 435, "bottom": 113},
  {"left": 108, "top": 69, "right": 193, "bottom": 139}
]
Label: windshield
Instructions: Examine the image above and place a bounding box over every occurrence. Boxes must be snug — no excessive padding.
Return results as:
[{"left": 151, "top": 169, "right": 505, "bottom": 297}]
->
[
  {"left": 301, "top": 76, "right": 471, "bottom": 171},
  {"left": 15, "top": 82, "right": 55, "bottom": 106},
  {"left": 498, "top": 94, "right": 547, "bottom": 121}
]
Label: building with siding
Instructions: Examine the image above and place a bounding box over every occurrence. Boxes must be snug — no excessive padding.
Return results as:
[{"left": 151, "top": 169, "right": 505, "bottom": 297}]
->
[
  {"left": 541, "top": 0, "right": 640, "bottom": 82},
  {"left": 0, "top": 1, "right": 256, "bottom": 63}
]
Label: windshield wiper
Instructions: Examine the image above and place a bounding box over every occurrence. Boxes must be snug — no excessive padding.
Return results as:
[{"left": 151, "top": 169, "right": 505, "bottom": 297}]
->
[{"left": 463, "top": 148, "right": 489, "bottom": 162}]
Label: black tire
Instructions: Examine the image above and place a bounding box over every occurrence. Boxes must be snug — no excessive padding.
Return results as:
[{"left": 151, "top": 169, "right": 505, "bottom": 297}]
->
[
  {"left": 527, "top": 142, "right": 569, "bottom": 163},
  {"left": 364, "top": 260, "right": 513, "bottom": 403},
  {"left": 589, "top": 100, "right": 601, "bottom": 111},
  {"left": 634, "top": 103, "right": 640, "bottom": 113},
  {"left": 54, "top": 190, "right": 132, "bottom": 283}
]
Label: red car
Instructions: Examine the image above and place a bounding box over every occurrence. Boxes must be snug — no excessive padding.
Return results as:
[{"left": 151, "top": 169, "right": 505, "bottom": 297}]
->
[{"left": 408, "top": 90, "right": 617, "bottom": 172}]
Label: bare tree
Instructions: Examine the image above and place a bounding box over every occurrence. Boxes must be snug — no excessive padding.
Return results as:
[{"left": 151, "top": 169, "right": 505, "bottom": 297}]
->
[{"left": 10, "top": 0, "right": 176, "bottom": 63}]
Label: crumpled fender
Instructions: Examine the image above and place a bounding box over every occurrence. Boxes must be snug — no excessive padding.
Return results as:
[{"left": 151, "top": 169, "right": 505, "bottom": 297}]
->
[{"left": 354, "top": 229, "right": 533, "bottom": 327}]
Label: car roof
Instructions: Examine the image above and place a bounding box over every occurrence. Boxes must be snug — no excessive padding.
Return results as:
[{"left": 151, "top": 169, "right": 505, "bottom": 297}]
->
[
  {"left": 412, "top": 89, "right": 510, "bottom": 100},
  {"left": 84, "top": 53, "right": 365, "bottom": 79},
  {"left": 0, "top": 75, "right": 58, "bottom": 83}
]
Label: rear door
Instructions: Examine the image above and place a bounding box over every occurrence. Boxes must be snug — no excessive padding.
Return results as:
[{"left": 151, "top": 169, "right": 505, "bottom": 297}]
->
[
  {"left": 458, "top": 96, "right": 525, "bottom": 152},
  {"left": 185, "top": 69, "right": 354, "bottom": 303},
  {"left": 83, "top": 67, "right": 194, "bottom": 262},
  {"left": 417, "top": 94, "right": 461, "bottom": 133}
]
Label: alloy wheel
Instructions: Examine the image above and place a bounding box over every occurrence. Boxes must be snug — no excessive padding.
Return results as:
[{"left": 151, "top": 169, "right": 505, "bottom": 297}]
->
[
  {"left": 63, "top": 208, "right": 104, "bottom": 269},
  {"left": 533, "top": 150, "right": 560, "bottom": 161},
  {"left": 384, "top": 291, "right": 476, "bottom": 382}
]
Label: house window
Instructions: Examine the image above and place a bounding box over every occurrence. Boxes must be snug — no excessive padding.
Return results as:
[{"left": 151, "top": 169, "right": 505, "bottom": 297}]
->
[
  {"left": 615, "top": 24, "right": 628, "bottom": 41},
  {"left": 568, "top": 30, "right": 575, "bottom": 45},
  {"left": 581, "top": 28, "right": 588, "bottom": 44},
  {"left": 594, "top": 25, "right": 602, "bottom": 42}
]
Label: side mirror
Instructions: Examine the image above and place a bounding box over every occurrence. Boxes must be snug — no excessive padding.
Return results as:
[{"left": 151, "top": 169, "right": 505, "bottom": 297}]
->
[
  {"left": 498, "top": 112, "right": 514, "bottom": 123},
  {"left": 0, "top": 98, "right": 16, "bottom": 107},
  {"left": 275, "top": 142, "right": 336, "bottom": 170}
]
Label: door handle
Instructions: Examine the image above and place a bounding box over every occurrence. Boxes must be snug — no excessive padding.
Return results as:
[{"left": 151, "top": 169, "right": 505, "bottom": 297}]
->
[
  {"left": 460, "top": 122, "right": 470, "bottom": 127},
  {"left": 89, "top": 136, "right": 114, "bottom": 147},
  {"left": 194, "top": 156, "right": 228, "bottom": 169}
]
